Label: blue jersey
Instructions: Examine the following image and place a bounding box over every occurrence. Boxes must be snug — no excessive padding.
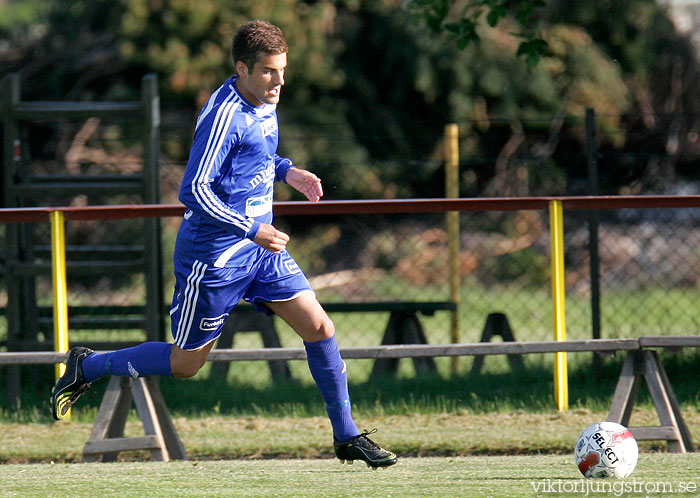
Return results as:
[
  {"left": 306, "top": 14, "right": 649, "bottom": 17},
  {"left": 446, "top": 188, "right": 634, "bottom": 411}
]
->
[{"left": 176, "top": 75, "right": 294, "bottom": 269}]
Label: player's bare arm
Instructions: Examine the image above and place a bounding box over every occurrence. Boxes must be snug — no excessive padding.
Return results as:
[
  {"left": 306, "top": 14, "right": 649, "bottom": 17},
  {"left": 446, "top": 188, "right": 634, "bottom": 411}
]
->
[{"left": 286, "top": 167, "right": 323, "bottom": 202}]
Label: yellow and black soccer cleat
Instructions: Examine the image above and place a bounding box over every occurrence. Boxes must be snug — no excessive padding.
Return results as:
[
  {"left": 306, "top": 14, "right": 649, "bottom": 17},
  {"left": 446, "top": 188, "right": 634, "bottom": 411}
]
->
[{"left": 51, "top": 347, "right": 94, "bottom": 420}]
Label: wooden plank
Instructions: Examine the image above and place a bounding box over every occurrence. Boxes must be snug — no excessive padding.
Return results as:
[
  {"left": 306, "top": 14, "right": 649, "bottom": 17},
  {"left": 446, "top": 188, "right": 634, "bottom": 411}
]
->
[
  {"left": 0, "top": 339, "right": 641, "bottom": 365},
  {"left": 629, "top": 426, "right": 680, "bottom": 441},
  {"left": 131, "top": 377, "right": 169, "bottom": 461},
  {"left": 101, "top": 378, "right": 135, "bottom": 462},
  {"left": 339, "top": 339, "right": 641, "bottom": 358},
  {"left": 322, "top": 301, "right": 456, "bottom": 314},
  {"left": 655, "top": 351, "right": 696, "bottom": 452},
  {"left": 607, "top": 352, "right": 642, "bottom": 425},
  {"left": 0, "top": 352, "right": 67, "bottom": 364},
  {"left": 146, "top": 377, "right": 187, "bottom": 460},
  {"left": 83, "top": 436, "right": 161, "bottom": 455},
  {"left": 207, "top": 348, "right": 307, "bottom": 362},
  {"left": 642, "top": 351, "right": 686, "bottom": 453},
  {"left": 83, "top": 377, "right": 133, "bottom": 463},
  {"left": 86, "top": 377, "right": 129, "bottom": 441},
  {"left": 213, "top": 312, "right": 291, "bottom": 380},
  {"left": 639, "top": 336, "right": 700, "bottom": 348}
]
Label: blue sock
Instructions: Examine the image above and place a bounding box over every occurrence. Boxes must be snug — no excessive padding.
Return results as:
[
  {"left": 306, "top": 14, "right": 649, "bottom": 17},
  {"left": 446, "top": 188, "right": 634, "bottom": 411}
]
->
[
  {"left": 304, "top": 335, "right": 359, "bottom": 442},
  {"left": 81, "top": 342, "right": 173, "bottom": 383}
]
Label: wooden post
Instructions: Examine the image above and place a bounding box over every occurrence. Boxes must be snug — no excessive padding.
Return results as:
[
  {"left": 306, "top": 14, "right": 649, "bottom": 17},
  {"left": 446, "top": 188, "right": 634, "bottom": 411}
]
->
[{"left": 444, "top": 124, "right": 460, "bottom": 375}]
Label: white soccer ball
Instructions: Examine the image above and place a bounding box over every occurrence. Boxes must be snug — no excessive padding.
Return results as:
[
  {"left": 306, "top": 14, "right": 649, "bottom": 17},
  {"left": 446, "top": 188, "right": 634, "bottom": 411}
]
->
[{"left": 574, "top": 421, "right": 639, "bottom": 479}]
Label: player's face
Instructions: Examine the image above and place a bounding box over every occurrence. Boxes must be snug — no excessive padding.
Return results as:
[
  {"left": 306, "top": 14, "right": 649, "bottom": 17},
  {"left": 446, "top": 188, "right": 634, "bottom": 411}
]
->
[{"left": 235, "top": 52, "right": 287, "bottom": 107}]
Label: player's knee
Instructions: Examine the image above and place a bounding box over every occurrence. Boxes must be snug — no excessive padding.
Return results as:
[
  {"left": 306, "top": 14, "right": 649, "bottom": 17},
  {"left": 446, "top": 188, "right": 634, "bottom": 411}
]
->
[
  {"left": 170, "top": 350, "right": 207, "bottom": 378},
  {"left": 317, "top": 316, "right": 335, "bottom": 340},
  {"left": 171, "top": 360, "right": 203, "bottom": 378}
]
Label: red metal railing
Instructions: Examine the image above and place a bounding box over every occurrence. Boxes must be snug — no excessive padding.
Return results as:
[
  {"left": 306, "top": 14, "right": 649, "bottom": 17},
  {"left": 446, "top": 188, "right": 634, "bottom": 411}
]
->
[{"left": 1, "top": 195, "right": 699, "bottom": 222}]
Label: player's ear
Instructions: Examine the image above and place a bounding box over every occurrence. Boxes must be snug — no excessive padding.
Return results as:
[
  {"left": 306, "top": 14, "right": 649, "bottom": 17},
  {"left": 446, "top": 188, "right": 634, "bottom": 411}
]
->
[{"left": 235, "top": 61, "right": 248, "bottom": 78}]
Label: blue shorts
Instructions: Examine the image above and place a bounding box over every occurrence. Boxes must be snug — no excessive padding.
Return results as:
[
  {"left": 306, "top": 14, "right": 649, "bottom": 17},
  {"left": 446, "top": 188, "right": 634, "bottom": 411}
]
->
[{"left": 169, "top": 248, "right": 314, "bottom": 350}]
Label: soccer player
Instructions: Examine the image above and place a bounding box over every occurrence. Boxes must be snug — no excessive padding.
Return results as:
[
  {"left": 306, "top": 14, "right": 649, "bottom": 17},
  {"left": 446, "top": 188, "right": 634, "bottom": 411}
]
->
[{"left": 51, "top": 19, "right": 397, "bottom": 469}]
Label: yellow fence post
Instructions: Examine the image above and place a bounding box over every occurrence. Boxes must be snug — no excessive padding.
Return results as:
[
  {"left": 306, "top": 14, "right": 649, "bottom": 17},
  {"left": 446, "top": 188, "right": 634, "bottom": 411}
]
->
[
  {"left": 50, "top": 210, "right": 71, "bottom": 418},
  {"left": 444, "top": 124, "right": 461, "bottom": 375},
  {"left": 549, "top": 200, "right": 568, "bottom": 411}
]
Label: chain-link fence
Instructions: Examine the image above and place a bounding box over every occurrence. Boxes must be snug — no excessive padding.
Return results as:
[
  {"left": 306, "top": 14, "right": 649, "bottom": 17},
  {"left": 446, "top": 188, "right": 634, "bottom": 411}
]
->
[{"left": 256, "top": 205, "right": 699, "bottom": 382}]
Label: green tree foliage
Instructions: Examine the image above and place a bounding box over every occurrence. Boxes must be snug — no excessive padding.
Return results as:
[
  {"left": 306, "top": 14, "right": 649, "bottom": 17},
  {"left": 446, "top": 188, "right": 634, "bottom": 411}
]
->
[
  {"left": 114, "top": 0, "right": 375, "bottom": 199},
  {"left": 404, "top": 0, "right": 547, "bottom": 64},
  {"left": 543, "top": 0, "right": 700, "bottom": 192},
  {"left": 118, "top": 0, "right": 342, "bottom": 103},
  {"left": 1, "top": 0, "right": 697, "bottom": 200},
  {"left": 0, "top": 0, "right": 49, "bottom": 33},
  {"left": 331, "top": 3, "right": 631, "bottom": 196}
]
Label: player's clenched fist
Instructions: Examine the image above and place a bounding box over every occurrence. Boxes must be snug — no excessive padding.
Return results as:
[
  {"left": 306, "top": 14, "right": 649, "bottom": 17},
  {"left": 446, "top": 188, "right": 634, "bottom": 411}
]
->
[{"left": 254, "top": 223, "right": 290, "bottom": 253}]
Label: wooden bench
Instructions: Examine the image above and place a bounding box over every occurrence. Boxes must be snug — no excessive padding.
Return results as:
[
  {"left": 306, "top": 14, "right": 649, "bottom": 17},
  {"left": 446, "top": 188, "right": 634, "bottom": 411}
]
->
[{"left": 0, "top": 335, "right": 695, "bottom": 461}]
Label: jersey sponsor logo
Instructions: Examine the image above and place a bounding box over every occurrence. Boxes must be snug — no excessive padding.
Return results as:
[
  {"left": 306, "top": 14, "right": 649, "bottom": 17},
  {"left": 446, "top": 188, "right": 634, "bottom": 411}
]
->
[
  {"left": 260, "top": 117, "right": 277, "bottom": 137},
  {"left": 284, "top": 259, "right": 301, "bottom": 274},
  {"left": 200, "top": 313, "right": 229, "bottom": 331},
  {"left": 249, "top": 162, "right": 275, "bottom": 188},
  {"left": 245, "top": 193, "right": 273, "bottom": 217}
]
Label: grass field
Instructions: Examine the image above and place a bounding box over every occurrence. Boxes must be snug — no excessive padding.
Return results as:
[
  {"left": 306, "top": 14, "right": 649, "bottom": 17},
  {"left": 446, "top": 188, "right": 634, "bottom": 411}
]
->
[
  {"left": 2, "top": 358, "right": 697, "bottom": 497},
  {"left": 2, "top": 408, "right": 700, "bottom": 462},
  {"left": 1, "top": 454, "right": 698, "bottom": 497},
  {"left": 1, "top": 279, "right": 698, "bottom": 496}
]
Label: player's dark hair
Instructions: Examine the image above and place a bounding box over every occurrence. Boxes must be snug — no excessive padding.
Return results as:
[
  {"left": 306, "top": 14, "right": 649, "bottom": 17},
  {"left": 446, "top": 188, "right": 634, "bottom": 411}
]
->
[{"left": 231, "top": 20, "right": 288, "bottom": 72}]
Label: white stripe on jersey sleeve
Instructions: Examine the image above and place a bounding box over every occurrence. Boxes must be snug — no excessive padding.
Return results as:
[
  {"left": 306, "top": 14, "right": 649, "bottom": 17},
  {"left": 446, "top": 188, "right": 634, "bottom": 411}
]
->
[
  {"left": 191, "top": 93, "right": 253, "bottom": 233},
  {"left": 195, "top": 86, "right": 221, "bottom": 131}
]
